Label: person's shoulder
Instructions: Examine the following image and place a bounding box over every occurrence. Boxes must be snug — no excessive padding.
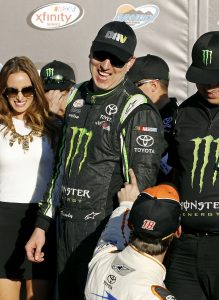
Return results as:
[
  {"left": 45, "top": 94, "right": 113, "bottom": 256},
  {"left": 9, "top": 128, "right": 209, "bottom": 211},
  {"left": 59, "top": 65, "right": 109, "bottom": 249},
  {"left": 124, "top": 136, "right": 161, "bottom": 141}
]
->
[
  {"left": 178, "top": 92, "right": 200, "bottom": 110},
  {"left": 168, "top": 97, "right": 178, "bottom": 109},
  {"left": 150, "top": 285, "right": 177, "bottom": 299}
]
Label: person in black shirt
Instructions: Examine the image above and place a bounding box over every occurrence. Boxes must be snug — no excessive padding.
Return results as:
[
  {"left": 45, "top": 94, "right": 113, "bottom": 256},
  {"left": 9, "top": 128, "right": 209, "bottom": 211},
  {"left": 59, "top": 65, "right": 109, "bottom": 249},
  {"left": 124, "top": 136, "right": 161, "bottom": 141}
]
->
[
  {"left": 128, "top": 55, "right": 178, "bottom": 183},
  {"left": 40, "top": 60, "right": 76, "bottom": 117},
  {"left": 165, "top": 31, "right": 219, "bottom": 300}
]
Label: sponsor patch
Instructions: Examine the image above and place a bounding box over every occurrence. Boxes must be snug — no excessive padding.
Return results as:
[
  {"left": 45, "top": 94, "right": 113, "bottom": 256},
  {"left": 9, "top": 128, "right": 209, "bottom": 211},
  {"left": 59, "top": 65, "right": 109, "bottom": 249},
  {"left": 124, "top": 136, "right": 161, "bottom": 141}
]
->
[
  {"left": 134, "top": 126, "right": 158, "bottom": 132},
  {"left": 73, "top": 99, "right": 85, "bottom": 108},
  {"left": 84, "top": 212, "right": 101, "bottom": 220},
  {"left": 111, "top": 257, "right": 135, "bottom": 276},
  {"left": 105, "top": 104, "right": 118, "bottom": 115},
  {"left": 136, "top": 135, "right": 154, "bottom": 147},
  {"left": 142, "top": 219, "right": 156, "bottom": 230}
]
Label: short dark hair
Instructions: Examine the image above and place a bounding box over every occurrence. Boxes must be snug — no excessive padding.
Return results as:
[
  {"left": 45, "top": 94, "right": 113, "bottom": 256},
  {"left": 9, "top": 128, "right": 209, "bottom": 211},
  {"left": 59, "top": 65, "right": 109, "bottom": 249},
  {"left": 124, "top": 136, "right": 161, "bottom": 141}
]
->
[
  {"left": 159, "top": 79, "right": 169, "bottom": 90},
  {"left": 130, "top": 231, "right": 173, "bottom": 256}
]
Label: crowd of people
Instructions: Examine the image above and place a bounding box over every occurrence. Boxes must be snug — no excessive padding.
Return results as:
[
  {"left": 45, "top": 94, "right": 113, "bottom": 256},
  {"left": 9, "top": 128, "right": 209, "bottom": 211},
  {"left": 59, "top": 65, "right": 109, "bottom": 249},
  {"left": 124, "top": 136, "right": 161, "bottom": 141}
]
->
[{"left": 0, "top": 20, "right": 218, "bottom": 300}]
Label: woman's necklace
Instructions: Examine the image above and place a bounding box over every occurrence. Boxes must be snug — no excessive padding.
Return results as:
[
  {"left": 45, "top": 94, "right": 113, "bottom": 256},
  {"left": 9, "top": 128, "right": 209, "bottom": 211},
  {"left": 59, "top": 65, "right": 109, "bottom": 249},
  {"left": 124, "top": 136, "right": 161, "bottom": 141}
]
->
[{"left": 9, "top": 125, "right": 42, "bottom": 152}]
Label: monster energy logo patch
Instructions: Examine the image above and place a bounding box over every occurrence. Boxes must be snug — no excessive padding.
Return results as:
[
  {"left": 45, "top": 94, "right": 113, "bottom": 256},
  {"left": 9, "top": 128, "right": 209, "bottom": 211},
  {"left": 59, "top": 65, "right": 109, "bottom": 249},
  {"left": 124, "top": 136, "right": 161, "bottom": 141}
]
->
[
  {"left": 191, "top": 135, "right": 219, "bottom": 192},
  {"left": 66, "top": 127, "right": 93, "bottom": 176},
  {"left": 202, "top": 49, "right": 212, "bottom": 66},
  {"left": 45, "top": 68, "right": 54, "bottom": 77}
]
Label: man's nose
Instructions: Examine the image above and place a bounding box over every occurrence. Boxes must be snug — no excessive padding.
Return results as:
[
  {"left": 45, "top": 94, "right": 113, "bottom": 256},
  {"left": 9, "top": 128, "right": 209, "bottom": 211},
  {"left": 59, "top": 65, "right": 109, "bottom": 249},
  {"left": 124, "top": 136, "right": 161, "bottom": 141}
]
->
[{"left": 100, "top": 58, "right": 111, "bottom": 69}]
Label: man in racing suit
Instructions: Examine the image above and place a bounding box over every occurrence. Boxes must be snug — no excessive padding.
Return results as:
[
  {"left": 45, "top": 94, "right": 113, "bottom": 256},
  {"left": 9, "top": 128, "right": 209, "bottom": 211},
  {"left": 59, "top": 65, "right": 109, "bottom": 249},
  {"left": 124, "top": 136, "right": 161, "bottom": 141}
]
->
[
  {"left": 128, "top": 54, "right": 178, "bottom": 183},
  {"left": 85, "top": 169, "right": 180, "bottom": 300},
  {"left": 165, "top": 31, "right": 219, "bottom": 300},
  {"left": 26, "top": 21, "right": 166, "bottom": 299}
]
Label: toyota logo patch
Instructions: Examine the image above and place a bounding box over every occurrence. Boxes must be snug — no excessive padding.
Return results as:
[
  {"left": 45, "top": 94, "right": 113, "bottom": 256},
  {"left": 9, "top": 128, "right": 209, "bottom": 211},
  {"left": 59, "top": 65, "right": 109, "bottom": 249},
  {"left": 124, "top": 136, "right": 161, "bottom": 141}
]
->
[
  {"left": 107, "top": 274, "right": 116, "bottom": 284},
  {"left": 105, "top": 104, "right": 118, "bottom": 115},
  {"left": 136, "top": 135, "right": 154, "bottom": 147}
]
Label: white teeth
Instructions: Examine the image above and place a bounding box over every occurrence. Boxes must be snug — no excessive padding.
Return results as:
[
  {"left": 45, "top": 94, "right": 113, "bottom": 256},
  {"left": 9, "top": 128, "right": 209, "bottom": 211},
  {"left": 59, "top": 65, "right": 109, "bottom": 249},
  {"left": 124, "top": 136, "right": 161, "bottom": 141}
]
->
[
  {"left": 99, "top": 70, "right": 109, "bottom": 77},
  {"left": 15, "top": 102, "right": 26, "bottom": 106}
]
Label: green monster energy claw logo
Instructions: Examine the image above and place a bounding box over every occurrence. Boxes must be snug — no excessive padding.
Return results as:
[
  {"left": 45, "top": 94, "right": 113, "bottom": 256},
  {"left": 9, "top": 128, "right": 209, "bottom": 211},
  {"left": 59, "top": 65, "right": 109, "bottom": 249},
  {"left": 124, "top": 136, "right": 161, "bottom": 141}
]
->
[
  {"left": 45, "top": 68, "right": 54, "bottom": 77},
  {"left": 202, "top": 49, "right": 212, "bottom": 66},
  {"left": 65, "top": 127, "right": 93, "bottom": 176},
  {"left": 191, "top": 135, "right": 219, "bottom": 192}
]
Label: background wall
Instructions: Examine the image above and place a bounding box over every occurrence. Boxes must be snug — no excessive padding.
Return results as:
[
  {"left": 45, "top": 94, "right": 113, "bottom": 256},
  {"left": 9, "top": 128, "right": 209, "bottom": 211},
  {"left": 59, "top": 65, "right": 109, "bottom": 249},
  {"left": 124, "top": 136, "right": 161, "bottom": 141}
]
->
[{"left": 1, "top": 0, "right": 219, "bottom": 103}]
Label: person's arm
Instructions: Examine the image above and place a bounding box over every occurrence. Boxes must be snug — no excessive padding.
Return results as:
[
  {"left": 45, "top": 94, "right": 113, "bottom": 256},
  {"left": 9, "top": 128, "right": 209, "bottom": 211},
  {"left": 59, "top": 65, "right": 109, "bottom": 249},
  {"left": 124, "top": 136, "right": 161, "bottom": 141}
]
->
[
  {"left": 25, "top": 116, "right": 67, "bottom": 263},
  {"left": 25, "top": 228, "right": 46, "bottom": 263},
  {"left": 121, "top": 106, "right": 167, "bottom": 191},
  {"left": 92, "top": 169, "right": 139, "bottom": 257}
]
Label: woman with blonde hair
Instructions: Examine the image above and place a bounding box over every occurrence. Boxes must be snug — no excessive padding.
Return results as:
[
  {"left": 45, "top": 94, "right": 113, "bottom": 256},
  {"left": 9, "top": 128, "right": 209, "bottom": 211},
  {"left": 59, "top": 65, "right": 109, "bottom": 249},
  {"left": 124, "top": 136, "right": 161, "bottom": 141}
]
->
[{"left": 0, "top": 56, "right": 59, "bottom": 300}]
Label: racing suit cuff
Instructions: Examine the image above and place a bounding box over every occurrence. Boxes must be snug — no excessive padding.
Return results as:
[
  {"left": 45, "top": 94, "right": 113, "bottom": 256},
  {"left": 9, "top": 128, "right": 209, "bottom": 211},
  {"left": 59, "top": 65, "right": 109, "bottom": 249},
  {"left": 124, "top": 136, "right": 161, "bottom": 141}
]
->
[
  {"left": 119, "top": 201, "right": 134, "bottom": 209},
  {"left": 35, "top": 214, "right": 52, "bottom": 232}
]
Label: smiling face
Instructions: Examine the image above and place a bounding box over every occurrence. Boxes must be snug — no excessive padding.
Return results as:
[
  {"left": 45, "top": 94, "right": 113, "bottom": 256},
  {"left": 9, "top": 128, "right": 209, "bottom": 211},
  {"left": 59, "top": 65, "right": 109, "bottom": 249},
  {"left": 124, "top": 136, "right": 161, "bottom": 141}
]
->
[
  {"left": 6, "top": 71, "right": 34, "bottom": 119},
  {"left": 89, "top": 51, "right": 135, "bottom": 91},
  {"left": 196, "top": 83, "right": 219, "bottom": 105}
]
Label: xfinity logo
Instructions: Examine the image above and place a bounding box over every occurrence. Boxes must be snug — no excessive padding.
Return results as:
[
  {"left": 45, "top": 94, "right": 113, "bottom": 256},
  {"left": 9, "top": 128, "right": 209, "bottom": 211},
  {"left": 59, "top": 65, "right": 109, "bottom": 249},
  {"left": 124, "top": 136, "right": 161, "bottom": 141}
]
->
[
  {"left": 136, "top": 135, "right": 154, "bottom": 147},
  {"left": 28, "top": 2, "right": 84, "bottom": 30},
  {"left": 105, "top": 104, "right": 118, "bottom": 115}
]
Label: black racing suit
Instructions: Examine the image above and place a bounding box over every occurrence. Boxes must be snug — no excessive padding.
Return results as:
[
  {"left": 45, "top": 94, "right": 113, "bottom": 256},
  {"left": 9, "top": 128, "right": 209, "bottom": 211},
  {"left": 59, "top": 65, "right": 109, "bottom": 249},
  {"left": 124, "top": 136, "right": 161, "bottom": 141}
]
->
[
  {"left": 165, "top": 92, "right": 219, "bottom": 300},
  {"left": 36, "top": 77, "right": 166, "bottom": 299}
]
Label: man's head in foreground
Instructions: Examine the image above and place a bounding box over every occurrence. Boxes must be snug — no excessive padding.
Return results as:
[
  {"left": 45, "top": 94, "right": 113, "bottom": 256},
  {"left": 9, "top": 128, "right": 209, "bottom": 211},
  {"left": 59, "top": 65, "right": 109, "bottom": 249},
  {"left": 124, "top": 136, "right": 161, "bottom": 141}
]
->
[{"left": 129, "top": 182, "right": 181, "bottom": 256}]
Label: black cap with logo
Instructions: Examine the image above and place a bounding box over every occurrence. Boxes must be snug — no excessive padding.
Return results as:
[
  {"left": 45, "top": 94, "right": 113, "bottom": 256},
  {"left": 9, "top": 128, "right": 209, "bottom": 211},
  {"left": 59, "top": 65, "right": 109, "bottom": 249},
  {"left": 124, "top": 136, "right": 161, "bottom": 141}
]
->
[
  {"left": 129, "top": 184, "right": 181, "bottom": 241},
  {"left": 91, "top": 21, "right": 137, "bottom": 63},
  {"left": 40, "top": 60, "right": 75, "bottom": 91},
  {"left": 128, "top": 54, "right": 170, "bottom": 83},
  {"left": 186, "top": 31, "right": 219, "bottom": 84}
]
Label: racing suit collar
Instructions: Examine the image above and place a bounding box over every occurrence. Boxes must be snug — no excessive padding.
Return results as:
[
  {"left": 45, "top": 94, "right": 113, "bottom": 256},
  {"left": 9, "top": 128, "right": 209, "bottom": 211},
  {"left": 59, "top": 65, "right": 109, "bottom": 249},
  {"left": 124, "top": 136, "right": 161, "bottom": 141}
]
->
[{"left": 85, "top": 77, "right": 128, "bottom": 104}]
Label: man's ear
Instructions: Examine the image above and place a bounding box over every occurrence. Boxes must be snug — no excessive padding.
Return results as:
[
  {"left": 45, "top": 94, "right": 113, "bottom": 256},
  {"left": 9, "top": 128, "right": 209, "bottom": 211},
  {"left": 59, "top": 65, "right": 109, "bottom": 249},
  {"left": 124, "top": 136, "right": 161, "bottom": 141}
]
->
[
  {"left": 150, "top": 79, "right": 160, "bottom": 92},
  {"left": 126, "top": 56, "right": 136, "bottom": 72},
  {"left": 174, "top": 225, "right": 182, "bottom": 238}
]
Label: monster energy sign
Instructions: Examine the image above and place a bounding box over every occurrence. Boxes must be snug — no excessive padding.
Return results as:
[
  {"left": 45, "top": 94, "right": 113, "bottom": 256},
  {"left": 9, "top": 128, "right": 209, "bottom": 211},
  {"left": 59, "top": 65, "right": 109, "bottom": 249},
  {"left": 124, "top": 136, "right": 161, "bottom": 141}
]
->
[
  {"left": 66, "top": 127, "right": 93, "bottom": 175},
  {"left": 202, "top": 49, "right": 212, "bottom": 66},
  {"left": 191, "top": 135, "right": 219, "bottom": 192}
]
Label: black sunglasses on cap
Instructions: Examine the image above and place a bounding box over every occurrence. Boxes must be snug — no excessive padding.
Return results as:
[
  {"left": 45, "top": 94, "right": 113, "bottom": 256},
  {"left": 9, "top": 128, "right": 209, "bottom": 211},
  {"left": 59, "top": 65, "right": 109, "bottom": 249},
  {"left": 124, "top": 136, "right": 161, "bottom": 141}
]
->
[
  {"left": 4, "top": 86, "right": 35, "bottom": 98},
  {"left": 42, "top": 74, "right": 75, "bottom": 85},
  {"left": 135, "top": 79, "right": 160, "bottom": 87},
  {"left": 92, "top": 51, "right": 127, "bottom": 68}
]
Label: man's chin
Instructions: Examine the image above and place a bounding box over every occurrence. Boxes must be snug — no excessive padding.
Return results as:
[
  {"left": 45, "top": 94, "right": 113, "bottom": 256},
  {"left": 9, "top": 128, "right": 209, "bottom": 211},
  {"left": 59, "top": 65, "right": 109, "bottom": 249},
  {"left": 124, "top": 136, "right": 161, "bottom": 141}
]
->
[{"left": 206, "top": 98, "right": 219, "bottom": 105}]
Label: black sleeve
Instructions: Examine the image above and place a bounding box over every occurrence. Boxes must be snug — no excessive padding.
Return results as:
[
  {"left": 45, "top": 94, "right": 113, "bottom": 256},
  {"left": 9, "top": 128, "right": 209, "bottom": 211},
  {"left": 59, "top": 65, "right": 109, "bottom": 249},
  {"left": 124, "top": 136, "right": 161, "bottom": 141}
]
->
[{"left": 120, "top": 106, "right": 167, "bottom": 191}]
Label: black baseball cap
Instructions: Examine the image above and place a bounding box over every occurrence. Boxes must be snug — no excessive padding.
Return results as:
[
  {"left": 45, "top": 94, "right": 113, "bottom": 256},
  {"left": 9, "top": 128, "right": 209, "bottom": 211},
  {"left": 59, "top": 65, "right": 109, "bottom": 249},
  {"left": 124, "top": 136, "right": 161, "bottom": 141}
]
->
[
  {"left": 91, "top": 21, "right": 137, "bottom": 63},
  {"left": 186, "top": 31, "right": 219, "bottom": 84},
  {"left": 128, "top": 54, "right": 170, "bottom": 83},
  {"left": 40, "top": 60, "right": 75, "bottom": 91},
  {"left": 129, "top": 184, "right": 181, "bottom": 241}
]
